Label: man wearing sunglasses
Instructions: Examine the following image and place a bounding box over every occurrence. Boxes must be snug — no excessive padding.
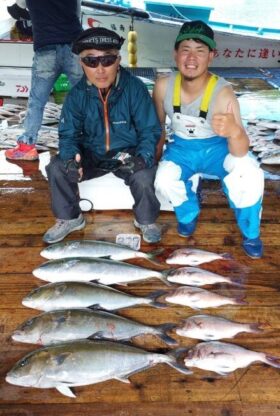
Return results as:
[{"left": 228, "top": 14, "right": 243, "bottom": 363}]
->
[{"left": 43, "top": 27, "right": 162, "bottom": 245}]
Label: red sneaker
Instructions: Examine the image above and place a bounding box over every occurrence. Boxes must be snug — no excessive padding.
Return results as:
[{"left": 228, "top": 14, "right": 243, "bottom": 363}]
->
[{"left": 5, "top": 143, "right": 39, "bottom": 161}]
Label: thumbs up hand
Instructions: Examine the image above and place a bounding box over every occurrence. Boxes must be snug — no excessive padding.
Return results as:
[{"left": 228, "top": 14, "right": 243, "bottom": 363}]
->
[{"left": 212, "top": 101, "right": 240, "bottom": 138}]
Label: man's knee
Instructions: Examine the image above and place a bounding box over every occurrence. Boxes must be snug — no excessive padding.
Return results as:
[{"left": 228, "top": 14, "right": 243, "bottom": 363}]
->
[
  {"left": 155, "top": 160, "right": 181, "bottom": 192},
  {"left": 46, "top": 155, "right": 65, "bottom": 178},
  {"left": 130, "top": 167, "right": 156, "bottom": 188}
]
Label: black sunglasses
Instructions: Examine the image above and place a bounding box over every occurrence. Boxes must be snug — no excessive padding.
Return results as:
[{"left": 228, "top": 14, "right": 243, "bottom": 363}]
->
[{"left": 81, "top": 54, "right": 119, "bottom": 68}]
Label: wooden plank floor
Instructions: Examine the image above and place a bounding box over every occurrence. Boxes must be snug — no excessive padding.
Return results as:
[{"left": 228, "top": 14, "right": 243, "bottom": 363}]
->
[{"left": 0, "top": 153, "right": 279, "bottom": 416}]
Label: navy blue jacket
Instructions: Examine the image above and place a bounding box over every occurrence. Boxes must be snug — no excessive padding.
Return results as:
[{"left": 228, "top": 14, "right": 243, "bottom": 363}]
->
[
  {"left": 58, "top": 67, "right": 162, "bottom": 167},
  {"left": 26, "top": 0, "right": 82, "bottom": 50}
]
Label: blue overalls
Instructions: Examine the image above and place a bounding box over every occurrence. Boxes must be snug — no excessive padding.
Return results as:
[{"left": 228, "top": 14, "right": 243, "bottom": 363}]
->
[{"left": 155, "top": 74, "right": 264, "bottom": 239}]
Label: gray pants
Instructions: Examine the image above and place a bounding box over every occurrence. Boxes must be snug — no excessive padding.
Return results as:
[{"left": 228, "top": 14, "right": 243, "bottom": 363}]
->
[{"left": 46, "top": 155, "right": 160, "bottom": 224}]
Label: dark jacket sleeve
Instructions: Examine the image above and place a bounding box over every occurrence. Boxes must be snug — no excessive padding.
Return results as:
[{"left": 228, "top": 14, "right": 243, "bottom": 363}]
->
[
  {"left": 128, "top": 77, "right": 162, "bottom": 167},
  {"left": 58, "top": 87, "right": 85, "bottom": 161}
]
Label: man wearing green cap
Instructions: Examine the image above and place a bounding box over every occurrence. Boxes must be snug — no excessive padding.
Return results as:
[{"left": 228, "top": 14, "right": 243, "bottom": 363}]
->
[{"left": 154, "top": 20, "right": 264, "bottom": 258}]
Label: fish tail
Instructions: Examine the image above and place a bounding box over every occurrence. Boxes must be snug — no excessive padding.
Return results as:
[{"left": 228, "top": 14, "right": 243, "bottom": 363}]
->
[
  {"left": 228, "top": 274, "right": 246, "bottom": 286},
  {"left": 248, "top": 322, "right": 263, "bottom": 333},
  {"left": 263, "top": 354, "right": 280, "bottom": 369},
  {"left": 234, "top": 295, "right": 248, "bottom": 305},
  {"left": 148, "top": 290, "right": 168, "bottom": 309},
  {"left": 159, "top": 271, "right": 173, "bottom": 286},
  {"left": 144, "top": 248, "right": 165, "bottom": 266},
  {"left": 220, "top": 260, "right": 251, "bottom": 274},
  {"left": 156, "top": 323, "right": 178, "bottom": 346},
  {"left": 221, "top": 253, "right": 234, "bottom": 260},
  {"left": 167, "top": 348, "right": 193, "bottom": 375},
  {"left": 162, "top": 268, "right": 177, "bottom": 278}
]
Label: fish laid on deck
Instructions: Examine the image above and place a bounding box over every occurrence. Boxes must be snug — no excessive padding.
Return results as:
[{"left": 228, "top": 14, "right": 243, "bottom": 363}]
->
[
  {"left": 6, "top": 340, "right": 192, "bottom": 398},
  {"left": 176, "top": 314, "right": 262, "bottom": 340},
  {"left": 32, "top": 257, "right": 169, "bottom": 285},
  {"left": 166, "top": 248, "right": 232, "bottom": 266},
  {"left": 12, "top": 308, "right": 177, "bottom": 346},
  {"left": 167, "top": 267, "right": 241, "bottom": 286},
  {"left": 22, "top": 281, "right": 166, "bottom": 311},
  {"left": 183, "top": 341, "right": 280, "bottom": 375},
  {"left": 41, "top": 239, "right": 161, "bottom": 262},
  {"left": 165, "top": 286, "right": 246, "bottom": 309}
]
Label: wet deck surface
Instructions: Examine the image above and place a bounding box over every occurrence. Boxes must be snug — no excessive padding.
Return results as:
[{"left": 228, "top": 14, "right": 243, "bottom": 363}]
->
[{"left": 0, "top": 153, "right": 279, "bottom": 416}]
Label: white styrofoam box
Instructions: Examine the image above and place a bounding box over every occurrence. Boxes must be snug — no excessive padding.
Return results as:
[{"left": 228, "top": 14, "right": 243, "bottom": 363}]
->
[
  {"left": 78, "top": 172, "right": 173, "bottom": 211},
  {"left": 0, "top": 66, "right": 31, "bottom": 97}
]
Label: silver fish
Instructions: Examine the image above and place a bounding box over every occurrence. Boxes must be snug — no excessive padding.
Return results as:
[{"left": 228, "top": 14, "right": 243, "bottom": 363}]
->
[
  {"left": 32, "top": 257, "right": 168, "bottom": 285},
  {"left": 6, "top": 340, "right": 192, "bottom": 397},
  {"left": 165, "top": 286, "right": 245, "bottom": 309},
  {"left": 166, "top": 248, "right": 232, "bottom": 266},
  {"left": 261, "top": 152, "right": 280, "bottom": 165},
  {"left": 41, "top": 240, "right": 161, "bottom": 262},
  {"left": 22, "top": 281, "right": 166, "bottom": 311},
  {"left": 167, "top": 267, "right": 240, "bottom": 286},
  {"left": 12, "top": 308, "right": 177, "bottom": 346},
  {"left": 176, "top": 314, "right": 261, "bottom": 340},
  {"left": 184, "top": 341, "right": 280, "bottom": 375}
]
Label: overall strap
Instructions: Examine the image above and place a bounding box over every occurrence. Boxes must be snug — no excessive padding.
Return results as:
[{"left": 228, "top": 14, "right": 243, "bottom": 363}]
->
[
  {"left": 199, "top": 74, "right": 219, "bottom": 118},
  {"left": 172, "top": 73, "right": 219, "bottom": 119}
]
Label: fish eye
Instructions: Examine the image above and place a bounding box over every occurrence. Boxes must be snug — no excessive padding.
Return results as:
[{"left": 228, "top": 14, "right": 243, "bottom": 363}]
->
[
  {"left": 23, "top": 319, "right": 34, "bottom": 328},
  {"left": 19, "top": 358, "right": 28, "bottom": 367}
]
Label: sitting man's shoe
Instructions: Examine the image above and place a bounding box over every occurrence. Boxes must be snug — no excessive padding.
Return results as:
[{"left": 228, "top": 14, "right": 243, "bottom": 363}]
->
[
  {"left": 178, "top": 217, "right": 198, "bottom": 237},
  {"left": 43, "top": 214, "right": 86, "bottom": 244},
  {"left": 5, "top": 143, "right": 39, "bottom": 161},
  {"left": 134, "top": 220, "right": 161, "bottom": 243},
  {"left": 242, "top": 236, "right": 263, "bottom": 259}
]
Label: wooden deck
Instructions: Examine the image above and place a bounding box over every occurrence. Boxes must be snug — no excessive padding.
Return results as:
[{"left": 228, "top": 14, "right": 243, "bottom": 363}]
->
[{"left": 0, "top": 154, "right": 279, "bottom": 416}]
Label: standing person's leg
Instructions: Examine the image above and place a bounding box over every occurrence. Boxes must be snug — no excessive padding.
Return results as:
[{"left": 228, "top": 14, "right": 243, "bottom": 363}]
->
[
  {"left": 115, "top": 166, "right": 161, "bottom": 243},
  {"left": 5, "top": 47, "right": 59, "bottom": 160},
  {"left": 61, "top": 44, "right": 83, "bottom": 87}
]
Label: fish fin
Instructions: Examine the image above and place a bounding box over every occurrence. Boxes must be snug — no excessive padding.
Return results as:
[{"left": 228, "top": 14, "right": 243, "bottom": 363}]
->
[
  {"left": 156, "top": 323, "right": 178, "bottom": 346},
  {"left": 115, "top": 376, "right": 131, "bottom": 384},
  {"left": 56, "top": 384, "right": 76, "bottom": 398},
  {"left": 264, "top": 354, "right": 280, "bottom": 368},
  {"left": 88, "top": 331, "right": 104, "bottom": 340},
  {"left": 89, "top": 304, "right": 103, "bottom": 310},
  {"left": 53, "top": 352, "right": 72, "bottom": 366},
  {"left": 148, "top": 290, "right": 168, "bottom": 309}
]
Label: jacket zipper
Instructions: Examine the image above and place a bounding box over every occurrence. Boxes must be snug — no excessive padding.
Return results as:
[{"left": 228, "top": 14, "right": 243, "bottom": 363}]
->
[{"left": 98, "top": 88, "right": 111, "bottom": 152}]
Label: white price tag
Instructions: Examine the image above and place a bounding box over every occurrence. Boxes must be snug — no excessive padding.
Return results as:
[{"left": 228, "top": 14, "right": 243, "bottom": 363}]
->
[{"left": 116, "top": 234, "right": 141, "bottom": 251}]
